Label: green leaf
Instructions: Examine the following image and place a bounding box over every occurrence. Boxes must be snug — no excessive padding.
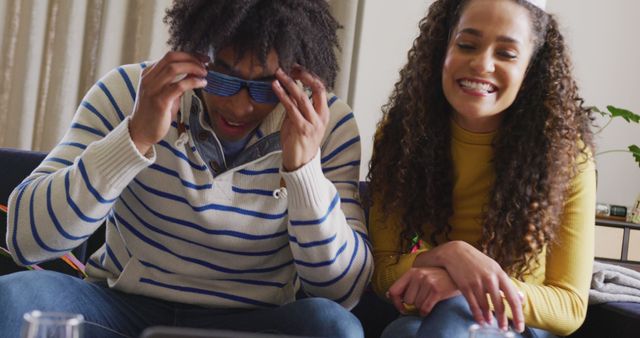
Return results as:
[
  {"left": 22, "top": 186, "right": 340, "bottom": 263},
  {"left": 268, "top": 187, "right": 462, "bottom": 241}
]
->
[
  {"left": 607, "top": 105, "right": 640, "bottom": 123},
  {"left": 630, "top": 144, "right": 640, "bottom": 167},
  {"left": 588, "top": 106, "right": 606, "bottom": 116}
]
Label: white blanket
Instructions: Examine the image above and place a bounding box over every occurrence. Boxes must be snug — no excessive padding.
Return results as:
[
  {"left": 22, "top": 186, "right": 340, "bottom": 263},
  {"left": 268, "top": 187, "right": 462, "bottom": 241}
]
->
[{"left": 589, "top": 261, "right": 640, "bottom": 304}]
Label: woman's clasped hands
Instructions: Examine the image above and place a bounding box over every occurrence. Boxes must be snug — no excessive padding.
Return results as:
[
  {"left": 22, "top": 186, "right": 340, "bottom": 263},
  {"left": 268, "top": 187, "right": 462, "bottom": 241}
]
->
[{"left": 388, "top": 241, "right": 525, "bottom": 333}]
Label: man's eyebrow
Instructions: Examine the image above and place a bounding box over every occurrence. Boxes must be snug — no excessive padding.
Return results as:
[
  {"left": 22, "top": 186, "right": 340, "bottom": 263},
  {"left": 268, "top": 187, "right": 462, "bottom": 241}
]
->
[
  {"left": 213, "top": 59, "right": 276, "bottom": 82},
  {"left": 458, "top": 28, "right": 521, "bottom": 44},
  {"left": 213, "top": 59, "right": 236, "bottom": 74}
]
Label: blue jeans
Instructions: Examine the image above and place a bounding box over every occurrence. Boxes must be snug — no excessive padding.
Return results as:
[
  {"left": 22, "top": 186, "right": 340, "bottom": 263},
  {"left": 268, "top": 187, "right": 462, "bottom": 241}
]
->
[
  {"left": 381, "top": 295, "right": 558, "bottom": 338},
  {"left": 0, "top": 271, "right": 363, "bottom": 338}
]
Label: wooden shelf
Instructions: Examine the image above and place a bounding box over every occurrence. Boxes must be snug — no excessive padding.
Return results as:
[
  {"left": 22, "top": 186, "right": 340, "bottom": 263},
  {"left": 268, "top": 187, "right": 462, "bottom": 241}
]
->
[
  {"left": 595, "top": 217, "right": 640, "bottom": 266},
  {"left": 596, "top": 216, "right": 640, "bottom": 229}
]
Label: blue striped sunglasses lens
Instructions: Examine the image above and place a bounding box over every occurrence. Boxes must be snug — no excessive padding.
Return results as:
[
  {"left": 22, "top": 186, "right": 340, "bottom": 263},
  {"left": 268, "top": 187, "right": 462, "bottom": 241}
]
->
[{"left": 204, "top": 71, "right": 279, "bottom": 104}]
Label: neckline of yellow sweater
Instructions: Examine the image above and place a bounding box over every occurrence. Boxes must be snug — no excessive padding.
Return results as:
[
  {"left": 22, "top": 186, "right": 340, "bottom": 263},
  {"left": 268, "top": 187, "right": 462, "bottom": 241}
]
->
[{"left": 451, "top": 119, "right": 495, "bottom": 146}]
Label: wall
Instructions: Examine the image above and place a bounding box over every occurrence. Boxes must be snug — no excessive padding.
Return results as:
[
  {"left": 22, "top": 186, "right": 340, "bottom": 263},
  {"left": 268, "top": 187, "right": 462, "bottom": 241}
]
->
[
  {"left": 350, "top": 0, "right": 640, "bottom": 208},
  {"left": 350, "top": 0, "right": 433, "bottom": 181},
  {"left": 546, "top": 0, "right": 640, "bottom": 207}
]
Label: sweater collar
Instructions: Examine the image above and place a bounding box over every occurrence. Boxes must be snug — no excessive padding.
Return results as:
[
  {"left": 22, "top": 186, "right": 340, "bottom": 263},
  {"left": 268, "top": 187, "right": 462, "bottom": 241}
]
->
[{"left": 451, "top": 119, "right": 495, "bottom": 146}]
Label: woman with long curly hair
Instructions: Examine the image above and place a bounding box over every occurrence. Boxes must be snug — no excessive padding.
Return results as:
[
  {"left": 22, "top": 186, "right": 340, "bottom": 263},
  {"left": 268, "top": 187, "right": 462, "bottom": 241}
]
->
[{"left": 368, "top": 0, "right": 595, "bottom": 337}]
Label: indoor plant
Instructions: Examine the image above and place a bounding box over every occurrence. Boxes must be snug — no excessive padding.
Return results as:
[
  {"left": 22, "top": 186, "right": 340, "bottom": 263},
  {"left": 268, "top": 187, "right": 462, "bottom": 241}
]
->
[{"left": 592, "top": 105, "right": 640, "bottom": 167}]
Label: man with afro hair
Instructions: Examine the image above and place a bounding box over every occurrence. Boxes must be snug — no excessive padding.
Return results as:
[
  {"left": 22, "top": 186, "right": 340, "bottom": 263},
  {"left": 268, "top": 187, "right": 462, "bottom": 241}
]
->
[{"left": 1, "top": 1, "right": 370, "bottom": 337}]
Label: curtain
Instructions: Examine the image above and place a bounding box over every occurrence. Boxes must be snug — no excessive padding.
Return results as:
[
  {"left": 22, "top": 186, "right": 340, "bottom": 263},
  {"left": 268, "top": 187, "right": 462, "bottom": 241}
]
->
[
  {"left": 0, "top": 0, "right": 171, "bottom": 151},
  {"left": 330, "top": 0, "right": 362, "bottom": 106},
  {"left": 0, "top": 0, "right": 360, "bottom": 151}
]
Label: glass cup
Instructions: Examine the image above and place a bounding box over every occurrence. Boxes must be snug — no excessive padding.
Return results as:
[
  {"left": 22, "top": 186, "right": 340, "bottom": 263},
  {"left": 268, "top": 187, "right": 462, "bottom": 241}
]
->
[
  {"left": 468, "top": 323, "right": 516, "bottom": 338},
  {"left": 20, "top": 311, "right": 84, "bottom": 338}
]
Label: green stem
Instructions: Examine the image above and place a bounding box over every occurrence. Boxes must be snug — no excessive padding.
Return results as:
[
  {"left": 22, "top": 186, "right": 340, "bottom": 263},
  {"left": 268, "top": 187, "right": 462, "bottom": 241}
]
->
[
  {"left": 594, "top": 118, "right": 613, "bottom": 135},
  {"left": 596, "top": 149, "right": 631, "bottom": 156}
]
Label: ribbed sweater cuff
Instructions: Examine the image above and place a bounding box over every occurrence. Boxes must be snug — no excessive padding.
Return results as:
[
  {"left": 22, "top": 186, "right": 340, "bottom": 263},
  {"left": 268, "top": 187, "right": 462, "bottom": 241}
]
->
[
  {"left": 85, "top": 117, "right": 155, "bottom": 190},
  {"left": 280, "top": 150, "right": 329, "bottom": 210}
]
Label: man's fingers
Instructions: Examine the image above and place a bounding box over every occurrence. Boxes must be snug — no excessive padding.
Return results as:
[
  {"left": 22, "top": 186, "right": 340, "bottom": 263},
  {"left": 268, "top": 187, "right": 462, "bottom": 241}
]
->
[
  {"left": 272, "top": 79, "right": 306, "bottom": 129},
  {"left": 291, "top": 65, "right": 328, "bottom": 122},
  {"left": 142, "top": 52, "right": 208, "bottom": 90},
  {"left": 163, "top": 77, "right": 208, "bottom": 103},
  {"left": 155, "top": 61, "right": 208, "bottom": 86},
  {"left": 275, "top": 68, "right": 317, "bottom": 123}
]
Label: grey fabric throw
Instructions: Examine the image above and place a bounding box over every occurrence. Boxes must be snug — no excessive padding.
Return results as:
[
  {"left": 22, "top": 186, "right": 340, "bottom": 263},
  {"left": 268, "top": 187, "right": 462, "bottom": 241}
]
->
[{"left": 589, "top": 261, "right": 640, "bottom": 304}]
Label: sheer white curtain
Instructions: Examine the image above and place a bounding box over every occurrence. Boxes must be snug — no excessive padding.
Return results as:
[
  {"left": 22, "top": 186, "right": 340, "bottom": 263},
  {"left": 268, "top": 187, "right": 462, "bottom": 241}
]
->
[
  {"left": 0, "top": 0, "right": 361, "bottom": 151},
  {"left": 0, "top": 0, "right": 171, "bottom": 151},
  {"left": 330, "top": 0, "right": 362, "bottom": 106}
]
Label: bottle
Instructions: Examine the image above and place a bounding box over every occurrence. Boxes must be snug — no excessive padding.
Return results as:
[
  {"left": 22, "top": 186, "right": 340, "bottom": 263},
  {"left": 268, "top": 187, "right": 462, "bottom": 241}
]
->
[
  {"left": 595, "top": 203, "right": 610, "bottom": 217},
  {"left": 629, "top": 193, "right": 640, "bottom": 224}
]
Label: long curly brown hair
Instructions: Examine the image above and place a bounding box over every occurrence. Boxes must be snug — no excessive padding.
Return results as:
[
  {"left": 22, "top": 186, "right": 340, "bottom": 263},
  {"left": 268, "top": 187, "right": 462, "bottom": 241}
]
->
[
  {"left": 367, "top": 0, "right": 594, "bottom": 280},
  {"left": 164, "top": 0, "right": 341, "bottom": 88}
]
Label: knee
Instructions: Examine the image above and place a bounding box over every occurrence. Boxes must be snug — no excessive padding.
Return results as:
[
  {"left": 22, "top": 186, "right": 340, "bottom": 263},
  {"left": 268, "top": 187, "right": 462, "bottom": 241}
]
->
[
  {"left": 297, "top": 298, "right": 364, "bottom": 338},
  {"left": 381, "top": 315, "right": 422, "bottom": 338},
  {"left": 1, "top": 270, "right": 46, "bottom": 299},
  {"left": 0, "top": 271, "right": 70, "bottom": 332},
  {"left": 417, "top": 295, "right": 475, "bottom": 337},
  {"left": 1, "top": 270, "right": 73, "bottom": 293},
  {"left": 0, "top": 270, "right": 82, "bottom": 310},
  {"left": 426, "top": 295, "right": 472, "bottom": 321}
]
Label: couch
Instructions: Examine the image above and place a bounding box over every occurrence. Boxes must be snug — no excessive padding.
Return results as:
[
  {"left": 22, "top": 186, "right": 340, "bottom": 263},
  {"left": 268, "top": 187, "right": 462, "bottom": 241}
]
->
[{"left": 1, "top": 147, "right": 639, "bottom": 337}]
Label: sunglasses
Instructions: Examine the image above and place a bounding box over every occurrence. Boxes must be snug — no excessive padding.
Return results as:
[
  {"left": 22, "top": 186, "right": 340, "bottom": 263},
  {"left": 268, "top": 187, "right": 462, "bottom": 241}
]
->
[{"left": 203, "top": 70, "right": 279, "bottom": 104}]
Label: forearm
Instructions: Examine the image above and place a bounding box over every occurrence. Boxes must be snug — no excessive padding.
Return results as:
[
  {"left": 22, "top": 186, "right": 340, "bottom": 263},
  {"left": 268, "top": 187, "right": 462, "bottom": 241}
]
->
[
  {"left": 7, "top": 120, "right": 153, "bottom": 265},
  {"left": 412, "top": 240, "right": 464, "bottom": 269},
  {"left": 6, "top": 65, "right": 152, "bottom": 264},
  {"left": 283, "top": 151, "right": 371, "bottom": 309},
  {"left": 514, "top": 157, "right": 595, "bottom": 335}
]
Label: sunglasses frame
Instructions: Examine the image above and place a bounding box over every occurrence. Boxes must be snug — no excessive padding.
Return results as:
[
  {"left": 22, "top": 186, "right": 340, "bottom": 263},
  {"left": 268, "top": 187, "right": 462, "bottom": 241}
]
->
[{"left": 203, "top": 70, "right": 279, "bottom": 104}]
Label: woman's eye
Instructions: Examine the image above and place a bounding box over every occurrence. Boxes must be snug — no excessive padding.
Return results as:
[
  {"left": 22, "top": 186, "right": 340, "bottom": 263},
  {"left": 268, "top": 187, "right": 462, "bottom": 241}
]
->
[
  {"left": 456, "top": 43, "right": 475, "bottom": 50},
  {"left": 498, "top": 51, "right": 518, "bottom": 59}
]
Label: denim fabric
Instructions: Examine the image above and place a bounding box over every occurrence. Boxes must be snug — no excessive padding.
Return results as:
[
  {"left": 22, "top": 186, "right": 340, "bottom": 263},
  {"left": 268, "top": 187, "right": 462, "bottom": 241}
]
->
[
  {"left": 186, "top": 101, "right": 226, "bottom": 177},
  {"left": 381, "top": 295, "right": 558, "bottom": 338},
  {"left": 0, "top": 271, "right": 363, "bottom": 338}
]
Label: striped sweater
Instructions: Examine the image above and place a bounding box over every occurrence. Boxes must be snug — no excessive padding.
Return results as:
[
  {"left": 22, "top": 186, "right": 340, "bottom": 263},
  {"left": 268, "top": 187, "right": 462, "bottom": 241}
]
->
[{"left": 7, "top": 63, "right": 372, "bottom": 310}]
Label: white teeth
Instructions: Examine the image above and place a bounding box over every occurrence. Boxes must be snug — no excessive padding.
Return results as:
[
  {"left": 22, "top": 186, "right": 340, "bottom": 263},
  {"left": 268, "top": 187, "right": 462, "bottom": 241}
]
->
[
  {"left": 221, "top": 117, "right": 242, "bottom": 126},
  {"left": 459, "top": 79, "right": 496, "bottom": 93}
]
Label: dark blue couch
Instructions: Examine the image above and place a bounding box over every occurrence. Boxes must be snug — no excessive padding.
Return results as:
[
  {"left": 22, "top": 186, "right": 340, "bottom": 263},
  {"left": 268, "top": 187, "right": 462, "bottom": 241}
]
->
[{"left": 1, "top": 147, "right": 638, "bottom": 337}]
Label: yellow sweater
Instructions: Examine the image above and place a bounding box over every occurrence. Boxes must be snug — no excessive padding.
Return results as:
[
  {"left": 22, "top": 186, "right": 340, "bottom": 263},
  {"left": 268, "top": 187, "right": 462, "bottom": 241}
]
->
[{"left": 370, "top": 121, "right": 596, "bottom": 336}]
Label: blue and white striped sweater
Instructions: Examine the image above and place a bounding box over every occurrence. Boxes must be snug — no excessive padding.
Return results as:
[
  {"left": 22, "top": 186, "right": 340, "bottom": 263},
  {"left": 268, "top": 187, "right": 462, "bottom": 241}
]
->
[{"left": 7, "top": 63, "right": 372, "bottom": 309}]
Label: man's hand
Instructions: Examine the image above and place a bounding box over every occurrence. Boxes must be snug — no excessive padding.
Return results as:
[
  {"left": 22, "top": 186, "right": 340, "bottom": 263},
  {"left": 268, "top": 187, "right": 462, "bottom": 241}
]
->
[
  {"left": 387, "top": 267, "right": 460, "bottom": 316},
  {"left": 272, "top": 66, "right": 329, "bottom": 172},
  {"left": 129, "top": 51, "right": 209, "bottom": 155}
]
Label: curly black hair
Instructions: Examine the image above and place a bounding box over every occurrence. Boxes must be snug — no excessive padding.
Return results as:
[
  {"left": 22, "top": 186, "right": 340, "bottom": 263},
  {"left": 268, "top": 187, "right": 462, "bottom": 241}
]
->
[
  {"left": 164, "top": 0, "right": 341, "bottom": 88},
  {"left": 368, "top": 0, "right": 594, "bottom": 279}
]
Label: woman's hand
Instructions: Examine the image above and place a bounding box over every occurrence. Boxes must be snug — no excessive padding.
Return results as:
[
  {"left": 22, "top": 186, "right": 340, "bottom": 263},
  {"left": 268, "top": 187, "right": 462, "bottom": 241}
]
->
[
  {"left": 418, "top": 241, "right": 525, "bottom": 332},
  {"left": 387, "top": 267, "right": 461, "bottom": 316},
  {"left": 129, "top": 51, "right": 209, "bottom": 155},
  {"left": 272, "top": 66, "right": 329, "bottom": 172}
]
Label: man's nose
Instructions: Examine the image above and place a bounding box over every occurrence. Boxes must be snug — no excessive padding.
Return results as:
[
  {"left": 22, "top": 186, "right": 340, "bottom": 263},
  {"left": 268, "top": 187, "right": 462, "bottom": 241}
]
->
[{"left": 228, "top": 87, "right": 254, "bottom": 117}]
